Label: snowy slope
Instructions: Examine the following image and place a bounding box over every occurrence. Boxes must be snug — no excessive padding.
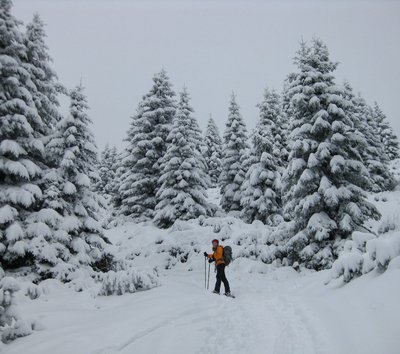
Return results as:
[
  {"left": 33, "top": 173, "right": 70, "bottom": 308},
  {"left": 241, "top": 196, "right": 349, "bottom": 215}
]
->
[{"left": 3, "top": 183, "right": 400, "bottom": 354}]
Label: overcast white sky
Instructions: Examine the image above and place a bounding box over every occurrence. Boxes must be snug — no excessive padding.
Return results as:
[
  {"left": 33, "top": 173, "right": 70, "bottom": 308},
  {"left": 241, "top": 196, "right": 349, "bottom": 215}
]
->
[{"left": 13, "top": 0, "right": 400, "bottom": 151}]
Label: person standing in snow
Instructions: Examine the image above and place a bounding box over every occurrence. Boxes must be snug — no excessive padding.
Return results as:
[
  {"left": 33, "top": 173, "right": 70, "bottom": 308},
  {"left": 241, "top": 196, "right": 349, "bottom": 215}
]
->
[{"left": 204, "top": 239, "right": 231, "bottom": 296}]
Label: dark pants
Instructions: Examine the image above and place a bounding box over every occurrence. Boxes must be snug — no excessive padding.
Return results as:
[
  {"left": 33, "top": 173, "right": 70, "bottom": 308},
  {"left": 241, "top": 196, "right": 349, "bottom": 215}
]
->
[{"left": 215, "top": 264, "right": 230, "bottom": 293}]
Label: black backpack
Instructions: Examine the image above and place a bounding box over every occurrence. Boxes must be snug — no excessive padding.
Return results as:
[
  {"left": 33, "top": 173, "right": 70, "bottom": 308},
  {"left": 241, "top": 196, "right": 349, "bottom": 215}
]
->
[{"left": 223, "top": 246, "right": 233, "bottom": 266}]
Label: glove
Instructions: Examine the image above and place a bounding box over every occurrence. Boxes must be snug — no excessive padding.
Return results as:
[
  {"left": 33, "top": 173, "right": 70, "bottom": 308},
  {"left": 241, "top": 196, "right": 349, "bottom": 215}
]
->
[
  {"left": 208, "top": 258, "right": 214, "bottom": 263},
  {"left": 203, "top": 252, "right": 208, "bottom": 257}
]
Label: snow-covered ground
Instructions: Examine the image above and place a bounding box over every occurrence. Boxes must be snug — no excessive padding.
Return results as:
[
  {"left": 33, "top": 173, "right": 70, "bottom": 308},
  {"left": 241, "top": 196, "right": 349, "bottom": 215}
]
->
[
  {"left": 3, "top": 260, "right": 399, "bottom": 354},
  {"left": 3, "top": 186, "right": 400, "bottom": 354}
]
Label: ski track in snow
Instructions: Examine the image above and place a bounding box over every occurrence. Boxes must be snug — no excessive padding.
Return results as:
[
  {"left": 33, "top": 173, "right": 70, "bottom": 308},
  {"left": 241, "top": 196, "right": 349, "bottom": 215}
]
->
[{"left": 198, "top": 272, "right": 332, "bottom": 354}]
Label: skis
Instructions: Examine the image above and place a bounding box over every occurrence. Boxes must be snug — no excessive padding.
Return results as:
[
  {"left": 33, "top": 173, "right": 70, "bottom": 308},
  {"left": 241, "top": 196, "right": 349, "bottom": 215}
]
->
[{"left": 211, "top": 291, "right": 236, "bottom": 298}]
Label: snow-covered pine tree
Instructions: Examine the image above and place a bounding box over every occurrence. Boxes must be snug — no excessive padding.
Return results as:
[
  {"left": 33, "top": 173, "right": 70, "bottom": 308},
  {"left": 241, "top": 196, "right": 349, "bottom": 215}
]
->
[
  {"left": 154, "top": 88, "right": 211, "bottom": 228},
  {"left": 96, "top": 144, "right": 117, "bottom": 201},
  {"left": 281, "top": 38, "right": 380, "bottom": 270},
  {"left": 41, "top": 84, "right": 111, "bottom": 278},
  {"left": 278, "top": 111, "right": 290, "bottom": 165},
  {"left": 281, "top": 60, "right": 308, "bottom": 166},
  {"left": 254, "top": 88, "right": 286, "bottom": 168},
  {"left": 95, "top": 144, "right": 109, "bottom": 194},
  {"left": 372, "top": 103, "right": 399, "bottom": 161},
  {"left": 204, "top": 116, "right": 223, "bottom": 186},
  {"left": 108, "top": 145, "right": 118, "bottom": 194},
  {"left": 234, "top": 148, "right": 257, "bottom": 205},
  {"left": 344, "top": 83, "right": 394, "bottom": 192},
  {"left": 23, "top": 11, "right": 69, "bottom": 207},
  {"left": 188, "top": 104, "right": 208, "bottom": 184},
  {"left": 0, "top": 0, "right": 48, "bottom": 269},
  {"left": 220, "top": 93, "right": 249, "bottom": 212},
  {"left": 24, "top": 13, "right": 62, "bottom": 134},
  {"left": 240, "top": 88, "right": 282, "bottom": 224},
  {"left": 119, "top": 69, "right": 176, "bottom": 220},
  {"left": 189, "top": 106, "right": 206, "bottom": 157},
  {"left": 22, "top": 12, "right": 89, "bottom": 277},
  {"left": 110, "top": 149, "right": 125, "bottom": 210}
]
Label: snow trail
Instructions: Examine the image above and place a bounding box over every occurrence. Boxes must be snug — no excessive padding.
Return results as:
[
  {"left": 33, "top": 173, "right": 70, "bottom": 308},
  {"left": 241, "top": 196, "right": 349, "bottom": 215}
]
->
[
  {"left": 199, "top": 270, "right": 332, "bottom": 354},
  {"left": 5, "top": 268, "right": 335, "bottom": 354}
]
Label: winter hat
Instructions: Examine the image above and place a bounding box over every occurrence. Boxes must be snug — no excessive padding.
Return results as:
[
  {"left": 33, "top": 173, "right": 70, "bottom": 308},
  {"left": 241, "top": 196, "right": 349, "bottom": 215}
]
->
[{"left": 212, "top": 239, "right": 219, "bottom": 245}]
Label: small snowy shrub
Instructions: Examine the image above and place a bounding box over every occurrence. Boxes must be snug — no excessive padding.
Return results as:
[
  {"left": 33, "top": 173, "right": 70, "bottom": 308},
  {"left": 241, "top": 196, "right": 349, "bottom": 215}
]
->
[
  {"left": 1, "top": 320, "right": 34, "bottom": 344},
  {"left": 367, "top": 233, "right": 400, "bottom": 270},
  {"left": 25, "top": 283, "right": 42, "bottom": 300},
  {"left": 0, "top": 276, "right": 33, "bottom": 343},
  {"left": 168, "top": 247, "right": 189, "bottom": 263},
  {"left": 328, "top": 231, "right": 400, "bottom": 283},
  {"left": 68, "top": 269, "right": 98, "bottom": 293},
  {"left": 98, "top": 269, "right": 159, "bottom": 296},
  {"left": 378, "top": 214, "right": 400, "bottom": 234},
  {"left": 329, "top": 241, "right": 366, "bottom": 283}
]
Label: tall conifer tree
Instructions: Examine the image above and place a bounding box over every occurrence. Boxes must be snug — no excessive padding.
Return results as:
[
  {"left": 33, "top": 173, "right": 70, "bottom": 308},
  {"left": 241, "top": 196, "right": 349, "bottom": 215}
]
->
[
  {"left": 204, "top": 116, "right": 223, "bottom": 186},
  {"left": 240, "top": 89, "right": 282, "bottom": 224},
  {"left": 0, "top": 0, "right": 46, "bottom": 268},
  {"left": 42, "top": 85, "right": 110, "bottom": 277},
  {"left": 281, "top": 39, "right": 379, "bottom": 270},
  {"left": 119, "top": 69, "right": 176, "bottom": 220},
  {"left": 220, "top": 93, "right": 249, "bottom": 212},
  {"left": 373, "top": 103, "right": 399, "bottom": 161},
  {"left": 154, "top": 88, "right": 211, "bottom": 228}
]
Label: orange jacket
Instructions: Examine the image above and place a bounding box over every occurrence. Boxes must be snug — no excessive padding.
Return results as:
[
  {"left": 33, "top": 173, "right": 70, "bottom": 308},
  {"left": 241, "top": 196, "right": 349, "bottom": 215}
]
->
[{"left": 207, "top": 245, "right": 225, "bottom": 266}]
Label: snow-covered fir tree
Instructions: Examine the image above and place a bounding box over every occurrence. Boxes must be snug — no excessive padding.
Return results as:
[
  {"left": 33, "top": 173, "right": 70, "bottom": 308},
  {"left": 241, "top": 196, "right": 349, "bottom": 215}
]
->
[
  {"left": 344, "top": 83, "right": 394, "bottom": 193},
  {"left": 372, "top": 102, "right": 399, "bottom": 161},
  {"left": 23, "top": 12, "right": 70, "bottom": 213},
  {"left": 154, "top": 88, "right": 212, "bottom": 228},
  {"left": 187, "top": 104, "right": 208, "bottom": 182},
  {"left": 0, "top": 0, "right": 47, "bottom": 269},
  {"left": 24, "top": 13, "right": 62, "bottom": 134},
  {"left": 189, "top": 106, "right": 206, "bottom": 158},
  {"left": 95, "top": 144, "right": 118, "bottom": 201},
  {"left": 203, "top": 116, "right": 223, "bottom": 186},
  {"left": 110, "top": 150, "right": 125, "bottom": 210},
  {"left": 119, "top": 69, "right": 176, "bottom": 220},
  {"left": 41, "top": 84, "right": 111, "bottom": 278},
  {"left": 220, "top": 93, "right": 249, "bottom": 212},
  {"left": 281, "top": 38, "right": 380, "bottom": 270},
  {"left": 22, "top": 12, "right": 92, "bottom": 277},
  {"left": 240, "top": 88, "right": 282, "bottom": 224},
  {"left": 254, "top": 88, "right": 287, "bottom": 168},
  {"left": 240, "top": 150, "right": 281, "bottom": 225},
  {"left": 281, "top": 66, "right": 305, "bottom": 165}
]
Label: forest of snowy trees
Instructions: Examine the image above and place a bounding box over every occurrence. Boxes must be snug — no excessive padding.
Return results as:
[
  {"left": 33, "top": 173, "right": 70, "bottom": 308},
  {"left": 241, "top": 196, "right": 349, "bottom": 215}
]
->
[
  {"left": 105, "top": 38, "right": 399, "bottom": 270},
  {"left": 1, "top": 0, "right": 400, "bottom": 343}
]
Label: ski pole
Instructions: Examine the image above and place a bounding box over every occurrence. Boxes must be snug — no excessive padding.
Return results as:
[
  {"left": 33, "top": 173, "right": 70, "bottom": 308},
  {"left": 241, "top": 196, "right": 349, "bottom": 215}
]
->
[
  {"left": 207, "top": 262, "right": 211, "bottom": 290},
  {"left": 204, "top": 256, "right": 207, "bottom": 289}
]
